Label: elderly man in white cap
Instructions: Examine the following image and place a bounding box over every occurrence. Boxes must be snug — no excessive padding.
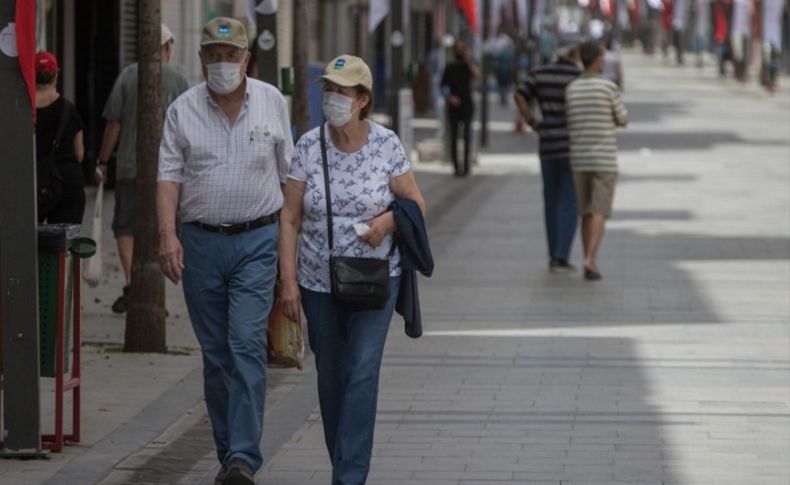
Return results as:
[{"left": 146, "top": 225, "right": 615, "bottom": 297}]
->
[
  {"left": 157, "top": 17, "right": 293, "bottom": 485},
  {"left": 96, "top": 23, "right": 189, "bottom": 314}
]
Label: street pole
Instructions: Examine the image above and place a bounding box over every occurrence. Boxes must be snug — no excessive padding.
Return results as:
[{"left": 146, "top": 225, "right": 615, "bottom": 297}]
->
[
  {"left": 255, "top": 9, "right": 279, "bottom": 87},
  {"left": 0, "top": 0, "right": 43, "bottom": 456},
  {"left": 388, "top": 0, "right": 404, "bottom": 135},
  {"left": 480, "top": 0, "right": 491, "bottom": 148}
]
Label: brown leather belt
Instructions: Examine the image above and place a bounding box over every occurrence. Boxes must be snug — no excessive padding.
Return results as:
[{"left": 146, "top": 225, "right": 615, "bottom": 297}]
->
[{"left": 188, "top": 212, "right": 279, "bottom": 235}]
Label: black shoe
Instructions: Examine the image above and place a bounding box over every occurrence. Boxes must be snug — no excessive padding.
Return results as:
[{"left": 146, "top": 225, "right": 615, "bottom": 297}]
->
[
  {"left": 213, "top": 464, "right": 228, "bottom": 485},
  {"left": 223, "top": 459, "right": 255, "bottom": 485},
  {"left": 549, "top": 260, "right": 576, "bottom": 273},
  {"left": 111, "top": 286, "right": 129, "bottom": 314},
  {"left": 584, "top": 267, "right": 602, "bottom": 281}
]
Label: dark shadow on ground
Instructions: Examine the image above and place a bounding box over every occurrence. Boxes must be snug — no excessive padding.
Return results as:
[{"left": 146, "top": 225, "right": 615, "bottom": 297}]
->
[{"left": 612, "top": 210, "right": 694, "bottom": 221}]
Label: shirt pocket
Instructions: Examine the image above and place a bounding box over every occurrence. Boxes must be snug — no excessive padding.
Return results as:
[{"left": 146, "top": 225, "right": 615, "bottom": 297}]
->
[{"left": 247, "top": 126, "right": 276, "bottom": 170}]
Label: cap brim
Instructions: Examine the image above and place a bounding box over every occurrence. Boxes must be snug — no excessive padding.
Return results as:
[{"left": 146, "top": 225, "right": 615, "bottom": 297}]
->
[
  {"left": 200, "top": 40, "right": 247, "bottom": 49},
  {"left": 321, "top": 74, "right": 358, "bottom": 88}
]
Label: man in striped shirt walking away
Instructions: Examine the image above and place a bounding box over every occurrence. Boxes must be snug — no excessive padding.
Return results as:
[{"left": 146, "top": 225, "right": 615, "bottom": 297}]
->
[
  {"left": 515, "top": 41, "right": 582, "bottom": 273},
  {"left": 566, "top": 41, "right": 629, "bottom": 281}
]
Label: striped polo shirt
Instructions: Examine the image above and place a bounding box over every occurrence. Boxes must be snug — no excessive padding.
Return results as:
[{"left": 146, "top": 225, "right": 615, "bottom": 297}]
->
[
  {"left": 519, "top": 59, "right": 582, "bottom": 161},
  {"left": 565, "top": 74, "right": 628, "bottom": 172}
]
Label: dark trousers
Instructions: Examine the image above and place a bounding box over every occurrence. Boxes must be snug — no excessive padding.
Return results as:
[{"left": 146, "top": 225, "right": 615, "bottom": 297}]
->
[
  {"left": 448, "top": 108, "right": 472, "bottom": 176},
  {"left": 301, "top": 278, "right": 401, "bottom": 485},
  {"left": 540, "top": 156, "right": 577, "bottom": 262}
]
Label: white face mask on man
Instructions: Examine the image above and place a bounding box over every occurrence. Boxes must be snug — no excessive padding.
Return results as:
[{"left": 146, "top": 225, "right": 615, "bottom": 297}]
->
[
  {"left": 206, "top": 62, "right": 243, "bottom": 94},
  {"left": 323, "top": 92, "right": 359, "bottom": 127}
]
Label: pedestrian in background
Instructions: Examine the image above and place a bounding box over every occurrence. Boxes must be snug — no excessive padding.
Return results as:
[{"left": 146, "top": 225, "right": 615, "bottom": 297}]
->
[
  {"left": 441, "top": 41, "right": 481, "bottom": 177},
  {"left": 34, "top": 51, "right": 86, "bottom": 224},
  {"left": 603, "top": 36, "right": 625, "bottom": 90},
  {"left": 279, "top": 55, "right": 425, "bottom": 484},
  {"left": 157, "top": 17, "right": 293, "bottom": 485},
  {"left": 515, "top": 41, "right": 582, "bottom": 273},
  {"left": 714, "top": 0, "right": 734, "bottom": 76},
  {"left": 96, "top": 24, "right": 189, "bottom": 314},
  {"left": 761, "top": 0, "right": 784, "bottom": 92},
  {"left": 566, "top": 41, "right": 629, "bottom": 281}
]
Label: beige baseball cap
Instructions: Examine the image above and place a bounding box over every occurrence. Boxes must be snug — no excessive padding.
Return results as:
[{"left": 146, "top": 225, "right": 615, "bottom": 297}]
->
[
  {"left": 201, "top": 17, "right": 248, "bottom": 49},
  {"left": 322, "top": 55, "right": 372, "bottom": 91},
  {"left": 161, "top": 24, "right": 175, "bottom": 45}
]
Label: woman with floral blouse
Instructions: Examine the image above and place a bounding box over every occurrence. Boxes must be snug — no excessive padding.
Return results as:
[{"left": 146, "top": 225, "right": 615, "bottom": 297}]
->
[{"left": 278, "top": 55, "right": 425, "bottom": 484}]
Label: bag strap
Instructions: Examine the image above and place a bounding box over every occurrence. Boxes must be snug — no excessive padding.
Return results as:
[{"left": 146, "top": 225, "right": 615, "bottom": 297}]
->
[{"left": 320, "top": 123, "right": 334, "bottom": 252}]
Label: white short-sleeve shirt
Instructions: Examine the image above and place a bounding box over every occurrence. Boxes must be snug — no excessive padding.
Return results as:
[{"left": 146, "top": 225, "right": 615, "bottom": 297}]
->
[
  {"left": 289, "top": 121, "right": 411, "bottom": 293},
  {"left": 158, "top": 78, "right": 293, "bottom": 225}
]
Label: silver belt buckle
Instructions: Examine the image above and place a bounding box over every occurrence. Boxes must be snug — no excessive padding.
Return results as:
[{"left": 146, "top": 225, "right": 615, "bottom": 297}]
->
[{"left": 219, "top": 223, "right": 234, "bottom": 235}]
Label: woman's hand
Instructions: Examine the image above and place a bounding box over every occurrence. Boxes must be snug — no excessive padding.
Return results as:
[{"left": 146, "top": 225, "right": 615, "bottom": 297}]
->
[
  {"left": 279, "top": 278, "right": 301, "bottom": 324},
  {"left": 361, "top": 211, "right": 397, "bottom": 248}
]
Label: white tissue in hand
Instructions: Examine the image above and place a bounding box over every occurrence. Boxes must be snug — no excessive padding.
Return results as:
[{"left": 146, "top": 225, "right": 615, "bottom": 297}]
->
[{"left": 353, "top": 223, "right": 370, "bottom": 236}]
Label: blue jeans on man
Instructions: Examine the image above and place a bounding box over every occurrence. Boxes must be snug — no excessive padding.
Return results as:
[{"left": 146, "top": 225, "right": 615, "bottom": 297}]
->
[
  {"left": 180, "top": 222, "right": 278, "bottom": 472},
  {"left": 301, "top": 277, "right": 401, "bottom": 485},
  {"left": 540, "top": 156, "right": 577, "bottom": 264}
]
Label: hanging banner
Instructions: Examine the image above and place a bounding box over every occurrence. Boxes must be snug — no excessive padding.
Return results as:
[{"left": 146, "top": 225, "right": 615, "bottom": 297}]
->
[
  {"left": 369, "top": 0, "right": 390, "bottom": 33},
  {"left": 455, "top": 0, "right": 479, "bottom": 33},
  {"left": 256, "top": 0, "right": 278, "bottom": 15},
  {"left": 15, "top": 0, "right": 36, "bottom": 122}
]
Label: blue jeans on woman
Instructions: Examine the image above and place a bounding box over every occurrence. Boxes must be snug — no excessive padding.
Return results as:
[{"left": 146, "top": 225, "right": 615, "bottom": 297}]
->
[
  {"left": 540, "top": 157, "right": 578, "bottom": 263},
  {"left": 301, "top": 277, "right": 401, "bottom": 485},
  {"left": 180, "top": 222, "right": 278, "bottom": 472}
]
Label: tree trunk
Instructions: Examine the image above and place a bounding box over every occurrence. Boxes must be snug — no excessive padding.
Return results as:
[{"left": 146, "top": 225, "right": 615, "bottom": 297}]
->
[
  {"left": 125, "top": 0, "right": 166, "bottom": 353},
  {"left": 292, "top": 0, "right": 310, "bottom": 137}
]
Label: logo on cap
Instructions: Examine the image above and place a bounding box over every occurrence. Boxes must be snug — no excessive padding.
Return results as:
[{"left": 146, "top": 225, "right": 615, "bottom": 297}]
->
[
  {"left": 334, "top": 58, "right": 346, "bottom": 70},
  {"left": 217, "top": 24, "right": 230, "bottom": 36}
]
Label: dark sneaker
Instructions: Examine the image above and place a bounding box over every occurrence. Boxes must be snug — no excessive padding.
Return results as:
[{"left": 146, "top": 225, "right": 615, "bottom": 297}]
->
[
  {"left": 213, "top": 464, "right": 228, "bottom": 485},
  {"left": 111, "top": 286, "right": 130, "bottom": 314},
  {"left": 584, "top": 267, "right": 602, "bottom": 281},
  {"left": 549, "top": 260, "right": 576, "bottom": 273},
  {"left": 223, "top": 459, "right": 255, "bottom": 485}
]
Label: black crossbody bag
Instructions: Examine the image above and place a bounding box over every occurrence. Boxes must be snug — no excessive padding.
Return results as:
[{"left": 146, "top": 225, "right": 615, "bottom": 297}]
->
[
  {"left": 37, "top": 104, "right": 70, "bottom": 218},
  {"left": 320, "top": 124, "right": 391, "bottom": 311}
]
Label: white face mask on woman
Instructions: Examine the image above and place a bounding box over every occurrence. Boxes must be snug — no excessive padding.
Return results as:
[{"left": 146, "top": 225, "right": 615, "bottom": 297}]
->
[
  {"left": 323, "top": 92, "right": 359, "bottom": 127},
  {"left": 206, "top": 62, "right": 243, "bottom": 94}
]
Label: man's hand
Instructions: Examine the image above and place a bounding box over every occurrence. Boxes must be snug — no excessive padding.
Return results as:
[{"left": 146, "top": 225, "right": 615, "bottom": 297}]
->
[
  {"left": 279, "top": 278, "right": 301, "bottom": 324},
  {"left": 95, "top": 162, "right": 108, "bottom": 184},
  {"left": 159, "top": 232, "right": 184, "bottom": 284},
  {"left": 527, "top": 118, "right": 541, "bottom": 132},
  {"left": 361, "top": 211, "right": 397, "bottom": 248}
]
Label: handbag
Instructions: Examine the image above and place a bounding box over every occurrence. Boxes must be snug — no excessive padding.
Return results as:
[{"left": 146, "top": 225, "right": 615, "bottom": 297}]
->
[
  {"left": 320, "top": 124, "right": 392, "bottom": 311},
  {"left": 37, "top": 104, "right": 70, "bottom": 218}
]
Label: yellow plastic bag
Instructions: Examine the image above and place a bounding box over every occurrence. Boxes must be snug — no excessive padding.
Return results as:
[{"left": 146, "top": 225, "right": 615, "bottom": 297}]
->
[{"left": 267, "top": 299, "right": 304, "bottom": 369}]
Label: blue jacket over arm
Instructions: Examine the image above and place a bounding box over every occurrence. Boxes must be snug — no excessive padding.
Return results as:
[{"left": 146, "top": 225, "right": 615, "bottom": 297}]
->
[{"left": 390, "top": 198, "right": 433, "bottom": 338}]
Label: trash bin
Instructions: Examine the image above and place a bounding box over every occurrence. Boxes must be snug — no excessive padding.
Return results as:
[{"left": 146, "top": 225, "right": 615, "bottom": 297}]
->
[{"left": 37, "top": 224, "right": 95, "bottom": 378}]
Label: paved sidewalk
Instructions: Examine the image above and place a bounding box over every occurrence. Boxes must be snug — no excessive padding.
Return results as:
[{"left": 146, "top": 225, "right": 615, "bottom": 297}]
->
[
  {"left": 259, "top": 52, "right": 790, "bottom": 484},
  {"left": 2, "top": 50, "right": 787, "bottom": 485}
]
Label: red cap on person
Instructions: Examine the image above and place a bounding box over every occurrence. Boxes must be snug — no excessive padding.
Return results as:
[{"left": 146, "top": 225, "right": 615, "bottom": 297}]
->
[{"left": 35, "top": 51, "right": 59, "bottom": 74}]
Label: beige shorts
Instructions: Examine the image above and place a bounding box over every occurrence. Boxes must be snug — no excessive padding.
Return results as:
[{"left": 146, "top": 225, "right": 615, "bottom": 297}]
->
[{"left": 573, "top": 171, "right": 618, "bottom": 217}]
